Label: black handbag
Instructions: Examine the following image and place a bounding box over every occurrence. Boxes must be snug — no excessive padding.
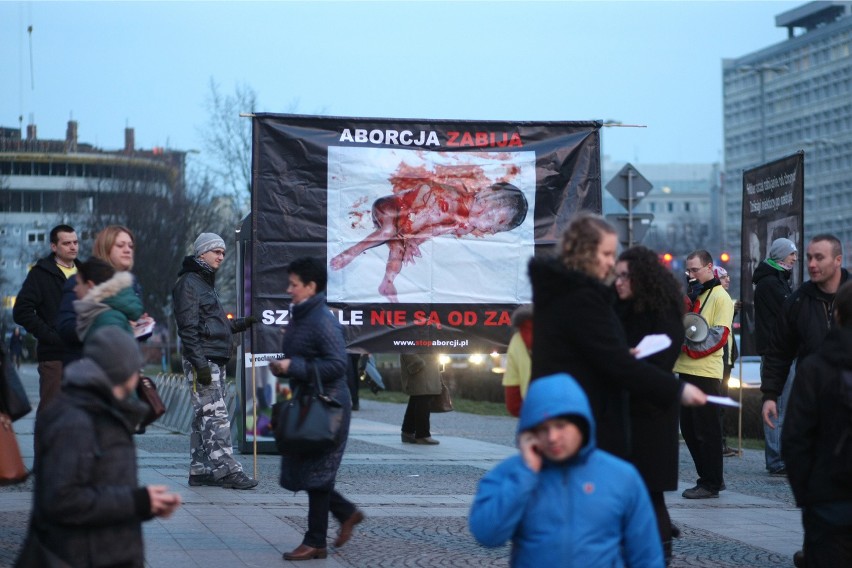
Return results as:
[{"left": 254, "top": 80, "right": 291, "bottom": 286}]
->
[
  {"left": 1, "top": 345, "right": 32, "bottom": 421},
  {"left": 273, "top": 367, "right": 344, "bottom": 455}
]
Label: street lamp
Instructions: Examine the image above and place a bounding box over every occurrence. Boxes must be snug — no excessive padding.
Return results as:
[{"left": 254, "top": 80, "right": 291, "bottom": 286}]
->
[{"left": 738, "top": 64, "right": 788, "bottom": 163}]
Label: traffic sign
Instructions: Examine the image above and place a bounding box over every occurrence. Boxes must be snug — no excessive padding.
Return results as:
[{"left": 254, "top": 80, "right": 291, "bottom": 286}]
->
[
  {"left": 606, "top": 213, "right": 655, "bottom": 248},
  {"left": 605, "top": 163, "right": 653, "bottom": 209}
]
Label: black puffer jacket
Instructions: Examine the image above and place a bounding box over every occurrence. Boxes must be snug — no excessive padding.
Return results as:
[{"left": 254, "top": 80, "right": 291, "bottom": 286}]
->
[
  {"left": 172, "top": 256, "right": 250, "bottom": 370},
  {"left": 12, "top": 255, "right": 80, "bottom": 361},
  {"left": 761, "top": 269, "right": 850, "bottom": 401},
  {"left": 30, "top": 359, "right": 151, "bottom": 567},
  {"left": 528, "top": 256, "right": 681, "bottom": 458},
  {"left": 752, "top": 261, "right": 793, "bottom": 355},
  {"left": 783, "top": 327, "right": 852, "bottom": 508}
]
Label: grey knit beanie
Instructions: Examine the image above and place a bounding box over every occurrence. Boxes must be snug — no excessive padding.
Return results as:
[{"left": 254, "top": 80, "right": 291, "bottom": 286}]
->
[
  {"left": 194, "top": 233, "right": 226, "bottom": 257},
  {"left": 83, "top": 327, "right": 143, "bottom": 385},
  {"left": 768, "top": 238, "right": 797, "bottom": 262}
]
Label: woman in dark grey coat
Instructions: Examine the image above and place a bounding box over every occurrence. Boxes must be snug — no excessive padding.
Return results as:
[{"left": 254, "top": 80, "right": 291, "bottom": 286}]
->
[{"left": 269, "top": 257, "right": 363, "bottom": 561}]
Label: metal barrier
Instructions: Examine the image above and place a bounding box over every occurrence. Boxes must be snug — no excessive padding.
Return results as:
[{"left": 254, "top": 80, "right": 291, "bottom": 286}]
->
[{"left": 150, "top": 373, "right": 238, "bottom": 435}]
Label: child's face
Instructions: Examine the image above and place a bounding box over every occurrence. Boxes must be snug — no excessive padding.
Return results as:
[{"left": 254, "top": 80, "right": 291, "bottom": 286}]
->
[{"left": 531, "top": 418, "right": 584, "bottom": 462}]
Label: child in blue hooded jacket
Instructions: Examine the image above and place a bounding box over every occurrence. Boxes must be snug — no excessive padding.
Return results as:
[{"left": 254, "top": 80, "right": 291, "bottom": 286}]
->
[{"left": 469, "top": 373, "right": 664, "bottom": 568}]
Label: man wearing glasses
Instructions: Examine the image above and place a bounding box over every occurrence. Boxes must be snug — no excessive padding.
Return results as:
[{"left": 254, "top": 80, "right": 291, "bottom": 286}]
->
[
  {"left": 173, "top": 232, "right": 258, "bottom": 490},
  {"left": 674, "top": 250, "right": 734, "bottom": 499}
]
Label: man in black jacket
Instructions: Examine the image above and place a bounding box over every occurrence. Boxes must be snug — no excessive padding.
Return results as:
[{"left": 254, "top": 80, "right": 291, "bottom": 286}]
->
[
  {"left": 173, "top": 232, "right": 258, "bottom": 490},
  {"left": 762, "top": 234, "right": 848, "bottom": 475},
  {"left": 753, "top": 237, "right": 798, "bottom": 474},
  {"left": 12, "top": 224, "right": 80, "bottom": 412},
  {"left": 783, "top": 281, "right": 852, "bottom": 567}
]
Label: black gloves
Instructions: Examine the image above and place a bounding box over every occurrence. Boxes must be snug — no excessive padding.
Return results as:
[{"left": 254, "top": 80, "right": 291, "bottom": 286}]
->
[
  {"left": 245, "top": 316, "right": 258, "bottom": 327},
  {"left": 195, "top": 366, "right": 213, "bottom": 386}
]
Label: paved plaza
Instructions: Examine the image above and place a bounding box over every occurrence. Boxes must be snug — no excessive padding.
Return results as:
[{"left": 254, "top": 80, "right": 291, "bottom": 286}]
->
[{"left": 1, "top": 364, "right": 801, "bottom": 567}]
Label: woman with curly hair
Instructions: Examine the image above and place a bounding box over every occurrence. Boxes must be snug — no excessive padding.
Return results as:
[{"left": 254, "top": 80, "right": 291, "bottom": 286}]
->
[
  {"left": 614, "top": 245, "right": 686, "bottom": 563},
  {"left": 528, "top": 211, "right": 704, "bottom": 457}
]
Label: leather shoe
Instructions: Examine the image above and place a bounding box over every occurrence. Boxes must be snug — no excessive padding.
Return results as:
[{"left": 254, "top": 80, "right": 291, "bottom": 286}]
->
[
  {"left": 414, "top": 436, "right": 439, "bottom": 445},
  {"left": 401, "top": 432, "right": 416, "bottom": 444},
  {"left": 283, "top": 544, "right": 327, "bottom": 561},
  {"left": 682, "top": 485, "right": 718, "bottom": 499},
  {"left": 334, "top": 510, "right": 365, "bottom": 547}
]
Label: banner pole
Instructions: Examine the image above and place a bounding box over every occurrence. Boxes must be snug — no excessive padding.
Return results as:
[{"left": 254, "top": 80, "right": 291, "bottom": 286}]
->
[
  {"left": 251, "top": 352, "right": 257, "bottom": 479},
  {"left": 737, "top": 354, "right": 744, "bottom": 458}
]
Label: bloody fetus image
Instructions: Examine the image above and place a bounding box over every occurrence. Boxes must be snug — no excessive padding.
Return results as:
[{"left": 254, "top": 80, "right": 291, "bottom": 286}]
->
[{"left": 330, "top": 163, "right": 529, "bottom": 302}]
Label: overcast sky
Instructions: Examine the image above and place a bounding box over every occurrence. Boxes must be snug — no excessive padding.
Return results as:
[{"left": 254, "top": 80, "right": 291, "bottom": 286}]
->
[{"left": 1, "top": 1, "right": 798, "bottom": 166}]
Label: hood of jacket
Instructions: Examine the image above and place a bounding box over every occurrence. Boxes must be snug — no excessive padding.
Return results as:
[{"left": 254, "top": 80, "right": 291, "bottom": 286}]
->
[
  {"left": 62, "top": 358, "right": 147, "bottom": 432},
  {"left": 518, "top": 373, "right": 596, "bottom": 462},
  {"left": 528, "top": 255, "right": 610, "bottom": 308},
  {"left": 178, "top": 255, "right": 215, "bottom": 286},
  {"left": 752, "top": 259, "right": 789, "bottom": 286},
  {"left": 74, "top": 272, "right": 142, "bottom": 338}
]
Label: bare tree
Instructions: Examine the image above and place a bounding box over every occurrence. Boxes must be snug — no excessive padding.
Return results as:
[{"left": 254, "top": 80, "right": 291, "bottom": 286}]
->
[{"left": 199, "top": 80, "right": 257, "bottom": 208}]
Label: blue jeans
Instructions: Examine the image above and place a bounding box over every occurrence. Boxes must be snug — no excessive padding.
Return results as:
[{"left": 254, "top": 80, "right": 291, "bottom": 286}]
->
[{"left": 763, "top": 360, "right": 796, "bottom": 472}]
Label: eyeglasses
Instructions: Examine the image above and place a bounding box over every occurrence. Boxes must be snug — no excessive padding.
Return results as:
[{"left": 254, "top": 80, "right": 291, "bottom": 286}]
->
[
  {"left": 685, "top": 265, "right": 708, "bottom": 274},
  {"left": 615, "top": 272, "right": 630, "bottom": 282}
]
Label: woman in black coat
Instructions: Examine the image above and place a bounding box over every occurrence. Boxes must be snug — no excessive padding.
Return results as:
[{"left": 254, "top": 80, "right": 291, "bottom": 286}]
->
[
  {"left": 18, "top": 328, "right": 180, "bottom": 567},
  {"left": 614, "top": 246, "right": 686, "bottom": 563},
  {"left": 528, "top": 212, "right": 705, "bottom": 457},
  {"left": 269, "top": 257, "right": 364, "bottom": 561}
]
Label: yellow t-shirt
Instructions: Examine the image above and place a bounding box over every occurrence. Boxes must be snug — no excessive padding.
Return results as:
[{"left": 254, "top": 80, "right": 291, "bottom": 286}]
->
[
  {"left": 57, "top": 263, "right": 78, "bottom": 279},
  {"left": 674, "top": 285, "right": 734, "bottom": 380},
  {"left": 502, "top": 332, "right": 532, "bottom": 398}
]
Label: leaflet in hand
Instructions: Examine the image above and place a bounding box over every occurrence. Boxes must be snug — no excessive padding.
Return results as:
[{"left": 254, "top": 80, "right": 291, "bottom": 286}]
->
[
  {"left": 706, "top": 395, "right": 741, "bottom": 408},
  {"left": 633, "top": 334, "right": 672, "bottom": 359},
  {"left": 133, "top": 317, "right": 156, "bottom": 339}
]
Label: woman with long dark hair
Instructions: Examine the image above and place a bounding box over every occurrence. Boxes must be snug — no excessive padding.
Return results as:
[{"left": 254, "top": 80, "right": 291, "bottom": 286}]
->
[
  {"left": 269, "top": 257, "right": 363, "bottom": 560},
  {"left": 614, "top": 246, "right": 686, "bottom": 562},
  {"left": 528, "top": 212, "right": 704, "bottom": 456}
]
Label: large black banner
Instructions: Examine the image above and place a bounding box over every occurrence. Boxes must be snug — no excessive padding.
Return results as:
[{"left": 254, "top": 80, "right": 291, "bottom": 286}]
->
[
  {"left": 740, "top": 152, "right": 804, "bottom": 356},
  {"left": 249, "top": 114, "right": 601, "bottom": 359}
]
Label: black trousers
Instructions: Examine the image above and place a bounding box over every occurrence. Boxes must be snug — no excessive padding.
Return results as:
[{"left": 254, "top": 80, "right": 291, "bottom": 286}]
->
[
  {"left": 649, "top": 491, "right": 673, "bottom": 564},
  {"left": 679, "top": 373, "right": 724, "bottom": 491},
  {"left": 304, "top": 488, "right": 357, "bottom": 548},
  {"left": 402, "top": 395, "right": 431, "bottom": 438}
]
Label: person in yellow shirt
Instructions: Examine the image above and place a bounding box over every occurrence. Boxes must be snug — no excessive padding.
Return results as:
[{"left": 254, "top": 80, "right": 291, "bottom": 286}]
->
[
  {"left": 675, "top": 250, "right": 734, "bottom": 499},
  {"left": 502, "top": 305, "right": 533, "bottom": 417}
]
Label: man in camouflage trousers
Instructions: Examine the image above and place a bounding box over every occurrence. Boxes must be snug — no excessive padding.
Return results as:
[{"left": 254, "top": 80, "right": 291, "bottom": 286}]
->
[{"left": 173, "top": 233, "right": 258, "bottom": 490}]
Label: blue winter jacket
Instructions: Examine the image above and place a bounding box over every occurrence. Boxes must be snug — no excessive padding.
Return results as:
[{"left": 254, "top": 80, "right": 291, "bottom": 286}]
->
[{"left": 469, "top": 373, "right": 664, "bottom": 568}]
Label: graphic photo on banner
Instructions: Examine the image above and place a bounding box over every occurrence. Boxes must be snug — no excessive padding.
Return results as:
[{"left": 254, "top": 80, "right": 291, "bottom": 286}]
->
[{"left": 326, "top": 147, "right": 536, "bottom": 304}]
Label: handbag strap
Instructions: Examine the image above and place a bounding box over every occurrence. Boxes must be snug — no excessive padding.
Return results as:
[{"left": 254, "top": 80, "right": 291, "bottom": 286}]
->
[{"left": 311, "top": 364, "right": 326, "bottom": 396}]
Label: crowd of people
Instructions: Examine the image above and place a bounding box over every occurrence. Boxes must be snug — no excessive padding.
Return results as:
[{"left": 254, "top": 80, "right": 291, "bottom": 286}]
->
[{"left": 6, "top": 215, "right": 851, "bottom": 567}]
